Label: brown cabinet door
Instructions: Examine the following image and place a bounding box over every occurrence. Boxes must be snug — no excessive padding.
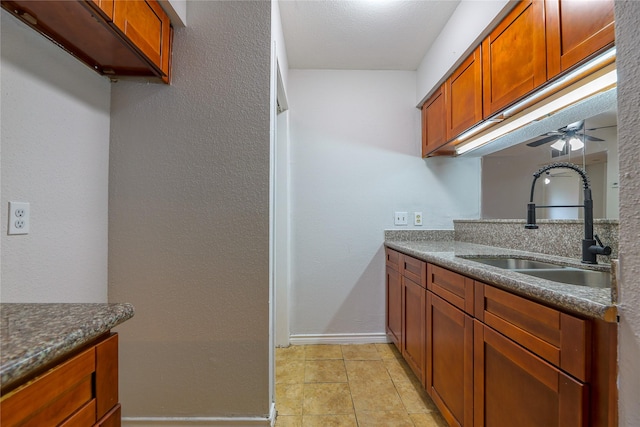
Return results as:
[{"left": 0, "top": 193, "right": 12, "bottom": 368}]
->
[
  {"left": 386, "top": 267, "right": 402, "bottom": 350},
  {"left": 96, "top": 333, "right": 119, "bottom": 420},
  {"left": 426, "top": 292, "right": 473, "bottom": 427},
  {"left": 446, "top": 46, "right": 483, "bottom": 141},
  {"left": 474, "top": 282, "right": 590, "bottom": 382},
  {"left": 89, "top": 0, "right": 114, "bottom": 20},
  {"left": 402, "top": 276, "right": 426, "bottom": 384},
  {"left": 545, "top": 0, "right": 615, "bottom": 79},
  {"left": 113, "top": 0, "right": 171, "bottom": 78},
  {"left": 482, "top": 0, "right": 546, "bottom": 117},
  {"left": 474, "top": 321, "right": 588, "bottom": 427},
  {"left": 422, "top": 85, "right": 448, "bottom": 157},
  {"left": 96, "top": 403, "right": 122, "bottom": 427}
]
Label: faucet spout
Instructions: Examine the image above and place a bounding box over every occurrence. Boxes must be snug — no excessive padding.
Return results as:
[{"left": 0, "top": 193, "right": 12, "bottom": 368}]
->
[{"left": 525, "top": 162, "right": 611, "bottom": 264}]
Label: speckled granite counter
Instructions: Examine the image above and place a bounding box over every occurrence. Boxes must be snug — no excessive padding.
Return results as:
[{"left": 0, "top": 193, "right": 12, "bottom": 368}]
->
[
  {"left": 385, "top": 240, "right": 617, "bottom": 322},
  {"left": 0, "top": 303, "right": 134, "bottom": 392}
]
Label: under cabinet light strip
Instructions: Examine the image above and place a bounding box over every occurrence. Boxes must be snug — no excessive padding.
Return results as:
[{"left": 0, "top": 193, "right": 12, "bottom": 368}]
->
[
  {"left": 454, "top": 47, "right": 616, "bottom": 152},
  {"left": 455, "top": 69, "right": 617, "bottom": 155}
]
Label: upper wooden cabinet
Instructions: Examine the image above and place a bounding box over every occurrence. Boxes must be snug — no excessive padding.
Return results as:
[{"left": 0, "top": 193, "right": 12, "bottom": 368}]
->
[
  {"left": 422, "top": 84, "right": 448, "bottom": 157},
  {"left": 482, "top": 0, "right": 547, "bottom": 117},
  {"left": 112, "top": 0, "right": 171, "bottom": 80},
  {"left": 90, "top": 0, "right": 114, "bottom": 19},
  {"left": 1, "top": 0, "right": 172, "bottom": 83},
  {"left": 545, "top": 0, "right": 615, "bottom": 79},
  {"left": 446, "top": 46, "right": 483, "bottom": 140}
]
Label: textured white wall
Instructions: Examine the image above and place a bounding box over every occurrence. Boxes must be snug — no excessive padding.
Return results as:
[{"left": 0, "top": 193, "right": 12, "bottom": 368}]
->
[
  {"left": 288, "top": 70, "right": 480, "bottom": 337},
  {"left": 108, "top": 0, "right": 272, "bottom": 420},
  {"left": 1, "top": 11, "right": 111, "bottom": 303},
  {"left": 613, "top": 2, "right": 640, "bottom": 424}
]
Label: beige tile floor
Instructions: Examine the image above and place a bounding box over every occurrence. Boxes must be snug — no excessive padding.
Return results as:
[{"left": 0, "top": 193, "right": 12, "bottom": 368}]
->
[{"left": 275, "top": 343, "right": 448, "bottom": 427}]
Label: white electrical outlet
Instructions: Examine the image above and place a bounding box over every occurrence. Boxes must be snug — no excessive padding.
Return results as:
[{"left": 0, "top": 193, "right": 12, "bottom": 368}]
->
[
  {"left": 394, "top": 212, "right": 408, "bottom": 226},
  {"left": 414, "top": 212, "right": 423, "bottom": 226},
  {"left": 8, "top": 202, "right": 30, "bottom": 235}
]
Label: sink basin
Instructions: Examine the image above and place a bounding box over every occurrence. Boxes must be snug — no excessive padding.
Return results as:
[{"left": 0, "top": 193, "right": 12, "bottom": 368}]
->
[
  {"left": 462, "top": 256, "right": 611, "bottom": 288},
  {"left": 465, "top": 257, "right": 562, "bottom": 270},
  {"left": 517, "top": 268, "right": 611, "bottom": 288}
]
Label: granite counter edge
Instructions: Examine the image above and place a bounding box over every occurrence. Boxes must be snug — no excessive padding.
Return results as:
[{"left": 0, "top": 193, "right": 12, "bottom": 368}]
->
[
  {"left": 1, "top": 303, "right": 135, "bottom": 391},
  {"left": 385, "top": 241, "right": 617, "bottom": 322}
]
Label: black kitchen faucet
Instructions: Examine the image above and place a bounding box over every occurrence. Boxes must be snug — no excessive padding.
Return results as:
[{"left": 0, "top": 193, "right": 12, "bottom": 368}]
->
[{"left": 525, "top": 162, "right": 611, "bottom": 264}]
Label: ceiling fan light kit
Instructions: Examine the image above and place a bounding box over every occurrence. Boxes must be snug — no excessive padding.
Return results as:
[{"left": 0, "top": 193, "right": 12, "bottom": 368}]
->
[{"left": 549, "top": 135, "right": 585, "bottom": 152}]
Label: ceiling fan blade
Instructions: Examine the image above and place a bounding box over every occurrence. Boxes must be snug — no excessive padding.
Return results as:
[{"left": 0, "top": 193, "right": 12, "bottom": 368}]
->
[
  {"left": 527, "top": 135, "right": 560, "bottom": 147},
  {"left": 585, "top": 125, "right": 617, "bottom": 131},
  {"left": 584, "top": 135, "right": 604, "bottom": 142}
]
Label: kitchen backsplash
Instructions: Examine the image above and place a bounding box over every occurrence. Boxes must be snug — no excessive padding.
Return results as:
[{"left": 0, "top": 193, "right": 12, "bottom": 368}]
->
[
  {"left": 453, "top": 219, "right": 618, "bottom": 262},
  {"left": 383, "top": 229, "right": 454, "bottom": 242},
  {"left": 384, "top": 219, "right": 618, "bottom": 263}
]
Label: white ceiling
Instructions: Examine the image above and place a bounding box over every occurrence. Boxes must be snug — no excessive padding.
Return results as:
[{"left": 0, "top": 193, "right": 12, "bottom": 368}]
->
[{"left": 278, "top": 0, "right": 461, "bottom": 70}]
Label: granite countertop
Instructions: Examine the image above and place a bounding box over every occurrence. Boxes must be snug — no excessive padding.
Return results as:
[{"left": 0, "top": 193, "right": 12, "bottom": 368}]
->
[
  {"left": 0, "top": 303, "right": 134, "bottom": 392},
  {"left": 385, "top": 240, "right": 617, "bottom": 322}
]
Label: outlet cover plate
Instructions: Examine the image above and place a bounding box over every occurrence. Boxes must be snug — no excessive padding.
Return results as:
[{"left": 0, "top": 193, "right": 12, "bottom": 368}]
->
[{"left": 8, "top": 201, "right": 30, "bottom": 235}]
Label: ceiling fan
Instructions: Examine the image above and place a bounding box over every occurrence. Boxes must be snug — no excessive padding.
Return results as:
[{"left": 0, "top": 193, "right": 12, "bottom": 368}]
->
[{"left": 526, "top": 120, "right": 614, "bottom": 151}]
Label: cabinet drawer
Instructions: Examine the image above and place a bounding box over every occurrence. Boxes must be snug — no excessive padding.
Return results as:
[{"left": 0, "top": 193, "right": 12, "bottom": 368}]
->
[
  {"left": 0, "top": 347, "right": 96, "bottom": 427},
  {"left": 475, "top": 282, "right": 590, "bottom": 382},
  {"left": 386, "top": 248, "right": 401, "bottom": 272},
  {"left": 402, "top": 255, "right": 426, "bottom": 288},
  {"left": 60, "top": 399, "right": 97, "bottom": 427},
  {"left": 427, "top": 264, "right": 474, "bottom": 315}
]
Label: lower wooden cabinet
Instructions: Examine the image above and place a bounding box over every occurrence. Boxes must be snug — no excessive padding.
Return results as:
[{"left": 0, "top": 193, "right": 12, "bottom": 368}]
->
[
  {"left": 1, "top": 333, "right": 120, "bottom": 427},
  {"left": 474, "top": 321, "right": 588, "bottom": 427},
  {"left": 386, "top": 248, "right": 427, "bottom": 383},
  {"left": 386, "top": 248, "right": 402, "bottom": 349},
  {"left": 402, "top": 275, "right": 426, "bottom": 384},
  {"left": 385, "top": 248, "right": 617, "bottom": 427},
  {"left": 426, "top": 292, "right": 473, "bottom": 427},
  {"left": 386, "top": 266, "right": 402, "bottom": 349}
]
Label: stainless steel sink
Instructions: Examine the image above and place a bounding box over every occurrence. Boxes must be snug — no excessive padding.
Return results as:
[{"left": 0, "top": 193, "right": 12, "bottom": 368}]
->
[
  {"left": 466, "top": 257, "right": 562, "bottom": 270},
  {"left": 462, "top": 256, "right": 611, "bottom": 288},
  {"left": 517, "top": 268, "right": 611, "bottom": 288}
]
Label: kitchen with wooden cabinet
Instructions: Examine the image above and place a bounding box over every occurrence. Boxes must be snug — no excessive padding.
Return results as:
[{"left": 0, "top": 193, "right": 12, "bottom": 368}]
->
[
  {"left": 3, "top": 0, "right": 640, "bottom": 425},
  {"left": 385, "top": 238, "right": 618, "bottom": 427}
]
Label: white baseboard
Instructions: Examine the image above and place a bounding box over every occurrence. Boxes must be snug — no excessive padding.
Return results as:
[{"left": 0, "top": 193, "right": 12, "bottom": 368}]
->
[
  {"left": 122, "top": 403, "right": 276, "bottom": 427},
  {"left": 288, "top": 332, "right": 389, "bottom": 345}
]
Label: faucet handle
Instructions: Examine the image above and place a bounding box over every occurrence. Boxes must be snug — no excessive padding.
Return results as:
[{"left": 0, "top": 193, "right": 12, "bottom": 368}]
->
[
  {"left": 594, "top": 234, "right": 605, "bottom": 247},
  {"left": 594, "top": 234, "right": 612, "bottom": 255}
]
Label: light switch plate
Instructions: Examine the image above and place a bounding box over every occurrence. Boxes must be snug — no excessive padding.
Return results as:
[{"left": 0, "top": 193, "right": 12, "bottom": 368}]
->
[{"left": 394, "top": 212, "right": 408, "bottom": 226}]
